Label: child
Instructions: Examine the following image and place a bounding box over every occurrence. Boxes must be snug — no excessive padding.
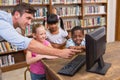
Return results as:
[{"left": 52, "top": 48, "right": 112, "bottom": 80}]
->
[
  {"left": 26, "top": 24, "right": 58, "bottom": 80},
  {"left": 43, "top": 13, "right": 69, "bottom": 49},
  {"left": 66, "top": 26, "right": 86, "bottom": 52}
]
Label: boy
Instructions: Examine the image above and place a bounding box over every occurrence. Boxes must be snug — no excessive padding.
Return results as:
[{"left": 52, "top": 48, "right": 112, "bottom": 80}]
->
[{"left": 66, "top": 26, "right": 86, "bottom": 52}]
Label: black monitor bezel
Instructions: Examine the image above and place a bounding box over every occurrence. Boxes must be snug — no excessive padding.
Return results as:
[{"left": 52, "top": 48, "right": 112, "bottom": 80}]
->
[{"left": 85, "top": 26, "right": 111, "bottom": 75}]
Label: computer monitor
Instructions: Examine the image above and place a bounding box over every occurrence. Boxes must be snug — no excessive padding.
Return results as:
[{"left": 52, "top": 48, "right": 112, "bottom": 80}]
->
[{"left": 85, "top": 26, "right": 111, "bottom": 75}]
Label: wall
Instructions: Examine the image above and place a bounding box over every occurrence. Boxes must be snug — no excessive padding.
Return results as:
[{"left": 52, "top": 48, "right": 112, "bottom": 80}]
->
[{"left": 107, "top": 0, "right": 116, "bottom": 42}]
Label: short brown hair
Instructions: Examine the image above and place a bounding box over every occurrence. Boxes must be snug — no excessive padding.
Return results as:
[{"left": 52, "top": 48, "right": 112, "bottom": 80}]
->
[{"left": 12, "top": 2, "right": 36, "bottom": 16}]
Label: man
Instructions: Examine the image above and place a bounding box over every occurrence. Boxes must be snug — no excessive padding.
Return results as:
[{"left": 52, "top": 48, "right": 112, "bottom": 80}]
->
[{"left": 0, "top": 2, "right": 78, "bottom": 59}]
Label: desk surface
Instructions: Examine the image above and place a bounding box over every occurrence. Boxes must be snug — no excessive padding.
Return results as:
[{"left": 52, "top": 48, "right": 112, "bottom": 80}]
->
[{"left": 42, "top": 42, "right": 120, "bottom": 80}]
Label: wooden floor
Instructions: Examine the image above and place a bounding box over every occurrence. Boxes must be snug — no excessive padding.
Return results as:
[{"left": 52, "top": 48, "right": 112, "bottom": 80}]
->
[{"left": 2, "top": 67, "right": 31, "bottom": 80}]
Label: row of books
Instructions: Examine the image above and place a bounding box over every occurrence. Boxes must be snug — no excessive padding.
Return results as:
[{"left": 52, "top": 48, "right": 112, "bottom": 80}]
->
[
  {"left": 84, "top": 5, "right": 106, "bottom": 15},
  {"left": 81, "top": 17, "right": 106, "bottom": 27},
  {"left": 22, "top": 0, "right": 49, "bottom": 4},
  {"left": 55, "top": 6, "right": 81, "bottom": 17},
  {"left": 25, "top": 19, "right": 80, "bottom": 36},
  {"left": 25, "top": 16, "right": 106, "bottom": 35},
  {"left": 63, "top": 19, "right": 80, "bottom": 30},
  {"left": 25, "top": 25, "right": 33, "bottom": 36},
  {"left": 84, "top": 0, "right": 107, "bottom": 3},
  {"left": 0, "top": 7, "right": 47, "bottom": 19},
  {"left": 0, "top": 8, "right": 13, "bottom": 13},
  {"left": 52, "top": 0, "right": 81, "bottom": 4},
  {"left": 0, "top": 55, "right": 15, "bottom": 67},
  {"left": 34, "top": 7, "right": 47, "bottom": 19},
  {"left": 0, "top": 42, "right": 18, "bottom": 53},
  {"left": 0, "top": 0, "right": 20, "bottom": 5},
  {"left": 25, "top": 19, "right": 80, "bottom": 35},
  {"left": 84, "top": 28, "right": 96, "bottom": 34}
]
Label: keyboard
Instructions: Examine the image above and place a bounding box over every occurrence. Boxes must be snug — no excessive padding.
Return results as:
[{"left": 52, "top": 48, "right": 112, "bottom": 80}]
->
[{"left": 58, "top": 55, "right": 86, "bottom": 76}]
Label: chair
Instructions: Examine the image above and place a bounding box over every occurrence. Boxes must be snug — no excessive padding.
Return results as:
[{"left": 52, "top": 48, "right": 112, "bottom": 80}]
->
[{"left": 24, "top": 66, "right": 30, "bottom": 80}]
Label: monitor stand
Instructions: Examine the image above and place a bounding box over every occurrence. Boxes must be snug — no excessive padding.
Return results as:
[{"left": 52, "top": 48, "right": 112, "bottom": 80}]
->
[{"left": 87, "top": 57, "right": 111, "bottom": 75}]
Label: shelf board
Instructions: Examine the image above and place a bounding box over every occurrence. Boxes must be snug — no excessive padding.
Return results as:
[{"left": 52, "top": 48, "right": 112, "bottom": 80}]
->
[
  {"left": 52, "top": 3, "right": 81, "bottom": 5},
  {"left": 31, "top": 4, "right": 49, "bottom": 6},
  {"left": 84, "top": 13, "right": 107, "bottom": 17},
  {"left": 82, "top": 25, "right": 106, "bottom": 29},
  {"left": 0, "top": 50, "right": 24, "bottom": 56},
  {"left": 1, "top": 61, "right": 27, "bottom": 72},
  {"left": 83, "top": 2, "right": 107, "bottom": 5},
  {"left": 61, "top": 15, "right": 82, "bottom": 19},
  {"left": 33, "top": 18, "right": 44, "bottom": 21},
  {"left": 0, "top": 5, "right": 16, "bottom": 7},
  {"left": 0, "top": 50, "right": 23, "bottom": 56}
]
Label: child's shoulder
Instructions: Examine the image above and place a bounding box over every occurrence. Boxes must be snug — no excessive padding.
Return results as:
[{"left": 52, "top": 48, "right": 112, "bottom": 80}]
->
[
  {"left": 59, "top": 28, "right": 68, "bottom": 35},
  {"left": 67, "top": 38, "right": 74, "bottom": 42},
  {"left": 43, "top": 40, "right": 50, "bottom": 45}
]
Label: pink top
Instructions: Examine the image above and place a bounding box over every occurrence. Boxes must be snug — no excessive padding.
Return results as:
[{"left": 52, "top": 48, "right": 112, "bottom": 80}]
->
[{"left": 30, "top": 40, "right": 50, "bottom": 74}]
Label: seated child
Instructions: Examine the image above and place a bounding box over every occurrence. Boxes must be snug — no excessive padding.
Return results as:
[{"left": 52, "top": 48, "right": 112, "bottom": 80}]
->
[
  {"left": 26, "top": 24, "right": 58, "bottom": 80},
  {"left": 43, "top": 13, "right": 69, "bottom": 49},
  {"left": 66, "top": 26, "right": 86, "bottom": 52}
]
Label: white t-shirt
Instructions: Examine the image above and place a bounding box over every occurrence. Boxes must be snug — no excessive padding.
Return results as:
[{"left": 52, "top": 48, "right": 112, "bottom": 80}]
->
[{"left": 46, "top": 28, "right": 68, "bottom": 44}]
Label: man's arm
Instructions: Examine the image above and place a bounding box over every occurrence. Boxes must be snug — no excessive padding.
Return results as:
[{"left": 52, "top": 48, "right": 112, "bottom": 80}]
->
[
  {"left": 50, "top": 41, "right": 66, "bottom": 49},
  {"left": 27, "top": 39, "right": 77, "bottom": 58},
  {"left": 0, "top": 20, "right": 77, "bottom": 58}
]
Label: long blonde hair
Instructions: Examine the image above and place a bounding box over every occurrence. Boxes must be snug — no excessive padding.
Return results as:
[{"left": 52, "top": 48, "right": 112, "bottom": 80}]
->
[{"left": 32, "top": 23, "right": 44, "bottom": 34}]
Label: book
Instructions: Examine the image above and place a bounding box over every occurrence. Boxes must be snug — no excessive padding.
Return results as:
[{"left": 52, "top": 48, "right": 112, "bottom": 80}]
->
[
  {"left": 4, "top": 42, "right": 12, "bottom": 52},
  {"left": 0, "top": 43, "right": 4, "bottom": 53},
  {"left": 0, "top": 0, "right": 2, "bottom": 6},
  {"left": 22, "top": 0, "right": 29, "bottom": 3},
  {"left": 1, "top": 42, "right": 7, "bottom": 52}
]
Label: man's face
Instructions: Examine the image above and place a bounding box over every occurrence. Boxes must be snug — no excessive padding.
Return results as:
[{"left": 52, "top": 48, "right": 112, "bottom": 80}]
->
[{"left": 16, "top": 12, "right": 34, "bottom": 31}]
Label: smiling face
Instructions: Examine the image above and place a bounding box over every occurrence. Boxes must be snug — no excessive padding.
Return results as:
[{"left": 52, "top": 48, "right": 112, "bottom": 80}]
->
[
  {"left": 14, "top": 11, "right": 34, "bottom": 30},
  {"left": 72, "top": 30, "right": 84, "bottom": 45},
  {"left": 33, "top": 26, "right": 47, "bottom": 43},
  {"left": 12, "top": 3, "right": 36, "bottom": 31}
]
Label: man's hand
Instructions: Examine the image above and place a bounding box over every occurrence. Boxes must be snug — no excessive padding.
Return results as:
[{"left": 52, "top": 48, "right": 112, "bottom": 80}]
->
[{"left": 57, "top": 49, "right": 80, "bottom": 59}]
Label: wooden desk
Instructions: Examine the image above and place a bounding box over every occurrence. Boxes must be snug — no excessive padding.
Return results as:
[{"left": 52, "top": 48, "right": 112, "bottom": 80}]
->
[
  {"left": 0, "top": 69, "right": 2, "bottom": 80},
  {"left": 42, "top": 42, "right": 120, "bottom": 80}
]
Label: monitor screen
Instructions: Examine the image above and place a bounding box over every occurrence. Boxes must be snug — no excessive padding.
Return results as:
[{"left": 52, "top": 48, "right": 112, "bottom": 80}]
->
[{"left": 85, "top": 26, "right": 111, "bottom": 75}]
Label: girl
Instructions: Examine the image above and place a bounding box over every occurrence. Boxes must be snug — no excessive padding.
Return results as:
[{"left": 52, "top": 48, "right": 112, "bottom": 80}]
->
[
  {"left": 26, "top": 24, "right": 58, "bottom": 80},
  {"left": 66, "top": 26, "right": 86, "bottom": 52},
  {"left": 43, "top": 13, "right": 69, "bottom": 49}
]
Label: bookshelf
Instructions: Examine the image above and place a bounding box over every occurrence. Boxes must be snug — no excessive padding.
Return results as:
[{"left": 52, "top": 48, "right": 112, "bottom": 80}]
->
[
  {"left": 0, "top": 0, "right": 108, "bottom": 72},
  {"left": 23, "top": 0, "right": 108, "bottom": 36},
  {"left": 48, "top": 0, "right": 108, "bottom": 35},
  {"left": 0, "top": 41, "right": 27, "bottom": 72},
  {"left": 81, "top": 0, "right": 108, "bottom": 34},
  {"left": 51, "top": 0, "right": 82, "bottom": 31}
]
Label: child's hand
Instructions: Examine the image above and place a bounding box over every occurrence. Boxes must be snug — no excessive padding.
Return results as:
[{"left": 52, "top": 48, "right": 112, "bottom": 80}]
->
[
  {"left": 69, "top": 46, "right": 76, "bottom": 49},
  {"left": 36, "top": 54, "right": 58, "bottom": 60},
  {"left": 68, "top": 46, "right": 84, "bottom": 53},
  {"left": 43, "top": 55, "right": 58, "bottom": 59},
  {"left": 36, "top": 54, "right": 45, "bottom": 60}
]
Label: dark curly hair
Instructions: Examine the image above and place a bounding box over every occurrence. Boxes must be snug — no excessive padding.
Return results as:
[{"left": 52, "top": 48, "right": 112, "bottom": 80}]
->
[{"left": 71, "top": 26, "right": 84, "bottom": 36}]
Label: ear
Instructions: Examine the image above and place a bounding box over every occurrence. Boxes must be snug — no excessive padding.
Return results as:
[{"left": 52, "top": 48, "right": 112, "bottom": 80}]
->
[
  {"left": 46, "top": 24, "right": 49, "bottom": 29},
  {"left": 14, "top": 11, "right": 20, "bottom": 19},
  {"left": 32, "top": 34, "right": 36, "bottom": 39}
]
